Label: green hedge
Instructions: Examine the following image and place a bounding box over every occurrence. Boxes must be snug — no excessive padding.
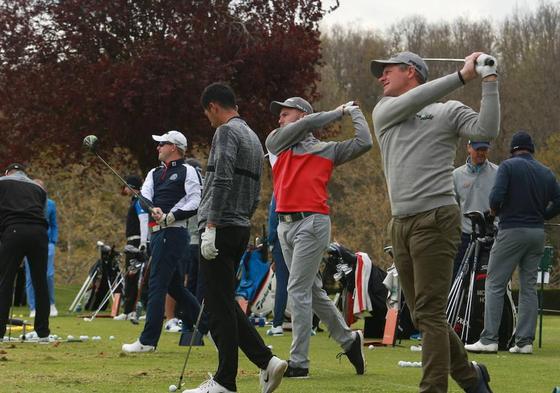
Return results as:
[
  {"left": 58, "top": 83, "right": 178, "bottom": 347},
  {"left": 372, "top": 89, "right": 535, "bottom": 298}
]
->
[{"left": 511, "top": 288, "right": 560, "bottom": 313}]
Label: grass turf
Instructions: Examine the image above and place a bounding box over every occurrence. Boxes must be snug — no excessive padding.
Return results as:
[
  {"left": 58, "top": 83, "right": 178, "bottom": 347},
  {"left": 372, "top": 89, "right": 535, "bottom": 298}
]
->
[{"left": 1, "top": 285, "right": 559, "bottom": 392}]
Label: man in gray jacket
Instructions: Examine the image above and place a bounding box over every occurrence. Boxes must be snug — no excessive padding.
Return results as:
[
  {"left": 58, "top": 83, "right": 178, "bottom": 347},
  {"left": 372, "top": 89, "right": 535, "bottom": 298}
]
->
[
  {"left": 452, "top": 140, "right": 499, "bottom": 278},
  {"left": 371, "top": 51, "right": 499, "bottom": 393},
  {"left": 183, "top": 83, "right": 287, "bottom": 393}
]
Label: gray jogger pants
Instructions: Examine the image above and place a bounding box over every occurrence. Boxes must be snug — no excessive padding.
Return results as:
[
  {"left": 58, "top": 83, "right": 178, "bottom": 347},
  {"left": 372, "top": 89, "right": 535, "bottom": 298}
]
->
[
  {"left": 480, "top": 227, "right": 544, "bottom": 347},
  {"left": 278, "top": 213, "right": 353, "bottom": 369}
]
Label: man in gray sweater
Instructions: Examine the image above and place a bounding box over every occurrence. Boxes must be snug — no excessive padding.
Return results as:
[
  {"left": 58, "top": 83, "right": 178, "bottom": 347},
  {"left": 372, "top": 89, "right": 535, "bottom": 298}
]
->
[
  {"left": 452, "top": 140, "right": 499, "bottom": 278},
  {"left": 371, "top": 51, "right": 500, "bottom": 393},
  {"left": 183, "top": 83, "right": 287, "bottom": 393}
]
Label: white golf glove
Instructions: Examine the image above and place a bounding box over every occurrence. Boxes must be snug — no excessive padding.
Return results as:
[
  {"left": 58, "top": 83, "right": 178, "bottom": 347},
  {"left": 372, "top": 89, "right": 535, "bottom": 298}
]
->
[
  {"left": 156, "top": 211, "right": 175, "bottom": 227},
  {"left": 339, "top": 101, "right": 358, "bottom": 115},
  {"left": 475, "top": 54, "right": 498, "bottom": 78},
  {"left": 201, "top": 227, "right": 219, "bottom": 260}
]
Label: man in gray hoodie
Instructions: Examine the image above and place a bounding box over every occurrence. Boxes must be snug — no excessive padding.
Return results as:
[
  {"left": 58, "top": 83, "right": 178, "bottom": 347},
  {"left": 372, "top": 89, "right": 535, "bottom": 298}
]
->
[{"left": 371, "top": 51, "right": 499, "bottom": 393}]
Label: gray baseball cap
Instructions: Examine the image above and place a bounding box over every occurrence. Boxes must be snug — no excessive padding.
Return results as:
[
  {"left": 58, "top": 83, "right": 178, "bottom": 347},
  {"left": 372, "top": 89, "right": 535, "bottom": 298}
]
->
[
  {"left": 370, "top": 51, "right": 429, "bottom": 82},
  {"left": 270, "top": 97, "right": 313, "bottom": 116}
]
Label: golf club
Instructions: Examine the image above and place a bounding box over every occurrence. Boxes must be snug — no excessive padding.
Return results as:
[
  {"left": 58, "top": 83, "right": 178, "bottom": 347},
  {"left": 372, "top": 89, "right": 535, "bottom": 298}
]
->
[
  {"left": 82, "top": 135, "right": 155, "bottom": 213},
  {"left": 423, "top": 57, "right": 496, "bottom": 66},
  {"left": 174, "top": 300, "right": 206, "bottom": 391}
]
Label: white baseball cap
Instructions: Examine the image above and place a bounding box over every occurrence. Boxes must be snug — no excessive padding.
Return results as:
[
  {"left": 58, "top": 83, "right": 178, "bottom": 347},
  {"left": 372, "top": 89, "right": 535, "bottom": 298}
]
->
[{"left": 152, "top": 130, "right": 187, "bottom": 151}]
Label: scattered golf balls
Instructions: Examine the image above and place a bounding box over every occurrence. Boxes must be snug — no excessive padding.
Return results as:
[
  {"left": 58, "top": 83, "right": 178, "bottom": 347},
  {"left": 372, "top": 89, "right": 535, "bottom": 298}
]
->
[
  {"left": 168, "top": 384, "right": 178, "bottom": 392},
  {"left": 109, "top": 336, "right": 115, "bottom": 340},
  {"left": 368, "top": 344, "right": 374, "bottom": 350},
  {"left": 80, "top": 335, "right": 89, "bottom": 341}
]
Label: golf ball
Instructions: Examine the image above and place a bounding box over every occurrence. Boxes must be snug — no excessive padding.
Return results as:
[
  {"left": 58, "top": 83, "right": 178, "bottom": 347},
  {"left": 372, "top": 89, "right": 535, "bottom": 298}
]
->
[
  {"left": 109, "top": 336, "right": 115, "bottom": 340},
  {"left": 368, "top": 344, "right": 374, "bottom": 350},
  {"left": 67, "top": 335, "right": 74, "bottom": 340},
  {"left": 80, "top": 335, "right": 89, "bottom": 341},
  {"left": 92, "top": 336, "right": 101, "bottom": 341},
  {"left": 168, "top": 384, "right": 178, "bottom": 392},
  {"left": 83, "top": 317, "right": 90, "bottom": 322}
]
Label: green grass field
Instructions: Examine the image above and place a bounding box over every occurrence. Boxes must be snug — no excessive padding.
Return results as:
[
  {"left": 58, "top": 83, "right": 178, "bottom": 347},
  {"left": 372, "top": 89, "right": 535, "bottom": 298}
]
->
[{"left": 2, "top": 285, "right": 559, "bottom": 393}]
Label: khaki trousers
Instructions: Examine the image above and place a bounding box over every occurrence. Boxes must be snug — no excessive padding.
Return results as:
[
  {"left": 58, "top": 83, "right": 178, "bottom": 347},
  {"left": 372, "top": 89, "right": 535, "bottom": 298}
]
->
[{"left": 391, "top": 205, "right": 477, "bottom": 393}]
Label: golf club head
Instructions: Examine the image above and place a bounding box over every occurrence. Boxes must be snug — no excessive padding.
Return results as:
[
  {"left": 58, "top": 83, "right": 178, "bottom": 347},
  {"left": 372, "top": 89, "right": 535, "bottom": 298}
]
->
[
  {"left": 83, "top": 317, "right": 93, "bottom": 322},
  {"left": 83, "top": 134, "right": 99, "bottom": 152}
]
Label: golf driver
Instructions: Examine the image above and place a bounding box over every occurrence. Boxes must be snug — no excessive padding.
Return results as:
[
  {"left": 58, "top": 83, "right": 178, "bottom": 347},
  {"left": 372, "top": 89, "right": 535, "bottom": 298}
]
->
[
  {"left": 174, "top": 300, "right": 206, "bottom": 391},
  {"left": 423, "top": 56, "right": 495, "bottom": 66},
  {"left": 82, "top": 135, "right": 155, "bottom": 213}
]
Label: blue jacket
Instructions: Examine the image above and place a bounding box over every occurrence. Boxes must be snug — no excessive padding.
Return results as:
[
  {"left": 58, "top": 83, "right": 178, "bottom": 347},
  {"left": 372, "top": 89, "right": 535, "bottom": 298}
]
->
[
  {"left": 267, "top": 196, "right": 279, "bottom": 244},
  {"left": 46, "top": 198, "right": 58, "bottom": 244},
  {"left": 490, "top": 153, "right": 560, "bottom": 229}
]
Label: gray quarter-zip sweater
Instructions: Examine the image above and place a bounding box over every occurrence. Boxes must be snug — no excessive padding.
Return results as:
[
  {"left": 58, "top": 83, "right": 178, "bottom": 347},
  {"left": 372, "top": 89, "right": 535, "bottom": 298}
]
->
[
  {"left": 373, "top": 73, "right": 500, "bottom": 217},
  {"left": 453, "top": 158, "right": 499, "bottom": 233}
]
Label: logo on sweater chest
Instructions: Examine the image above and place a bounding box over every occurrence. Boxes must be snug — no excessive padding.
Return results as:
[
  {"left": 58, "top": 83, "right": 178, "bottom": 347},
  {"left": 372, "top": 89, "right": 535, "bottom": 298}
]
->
[
  {"left": 169, "top": 174, "right": 178, "bottom": 181},
  {"left": 415, "top": 113, "right": 434, "bottom": 120}
]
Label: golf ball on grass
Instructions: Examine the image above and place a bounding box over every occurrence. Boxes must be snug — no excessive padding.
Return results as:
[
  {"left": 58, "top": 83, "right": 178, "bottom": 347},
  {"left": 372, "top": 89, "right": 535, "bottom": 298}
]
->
[
  {"left": 168, "top": 384, "right": 178, "bottom": 392},
  {"left": 368, "top": 344, "right": 374, "bottom": 350},
  {"left": 109, "top": 336, "right": 115, "bottom": 340}
]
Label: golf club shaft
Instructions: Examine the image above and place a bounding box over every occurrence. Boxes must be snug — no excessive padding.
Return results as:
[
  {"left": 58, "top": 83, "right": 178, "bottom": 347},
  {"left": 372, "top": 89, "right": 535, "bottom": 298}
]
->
[
  {"left": 423, "top": 58, "right": 465, "bottom": 63},
  {"left": 93, "top": 152, "right": 155, "bottom": 213},
  {"left": 177, "top": 299, "right": 206, "bottom": 388}
]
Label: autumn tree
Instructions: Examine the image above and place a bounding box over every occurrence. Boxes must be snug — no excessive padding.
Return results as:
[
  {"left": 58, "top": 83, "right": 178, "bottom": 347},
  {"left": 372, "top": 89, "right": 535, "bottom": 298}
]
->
[{"left": 0, "top": 0, "right": 337, "bottom": 169}]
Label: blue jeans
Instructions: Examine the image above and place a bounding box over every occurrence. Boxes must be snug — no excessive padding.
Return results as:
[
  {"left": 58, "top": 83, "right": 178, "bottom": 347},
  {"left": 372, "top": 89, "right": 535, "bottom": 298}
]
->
[
  {"left": 272, "top": 238, "right": 288, "bottom": 327},
  {"left": 25, "top": 242, "right": 56, "bottom": 309},
  {"left": 139, "top": 227, "right": 205, "bottom": 346}
]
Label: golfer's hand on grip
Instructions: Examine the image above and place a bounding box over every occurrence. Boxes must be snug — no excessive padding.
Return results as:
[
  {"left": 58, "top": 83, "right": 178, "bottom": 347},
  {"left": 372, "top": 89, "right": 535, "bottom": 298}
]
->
[{"left": 201, "top": 226, "right": 219, "bottom": 260}]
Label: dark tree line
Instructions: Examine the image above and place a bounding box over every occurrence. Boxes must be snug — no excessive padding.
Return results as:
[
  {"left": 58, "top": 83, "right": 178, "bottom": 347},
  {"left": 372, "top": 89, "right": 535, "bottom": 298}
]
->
[{"left": 0, "top": 0, "right": 337, "bottom": 169}]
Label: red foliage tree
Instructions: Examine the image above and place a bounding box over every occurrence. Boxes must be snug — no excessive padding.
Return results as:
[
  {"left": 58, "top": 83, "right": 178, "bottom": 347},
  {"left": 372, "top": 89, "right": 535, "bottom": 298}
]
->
[{"left": 0, "top": 0, "right": 338, "bottom": 169}]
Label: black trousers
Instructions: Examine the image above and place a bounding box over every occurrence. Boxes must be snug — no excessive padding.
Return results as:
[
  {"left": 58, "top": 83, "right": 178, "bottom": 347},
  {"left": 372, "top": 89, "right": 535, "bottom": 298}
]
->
[
  {"left": 200, "top": 226, "right": 272, "bottom": 391},
  {"left": 0, "top": 225, "right": 50, "bottom": 338}
]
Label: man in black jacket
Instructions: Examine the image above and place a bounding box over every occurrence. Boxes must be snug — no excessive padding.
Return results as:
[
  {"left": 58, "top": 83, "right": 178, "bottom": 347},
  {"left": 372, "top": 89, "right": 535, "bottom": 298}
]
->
[
  {"left": 0, "top": 163, "right": 50, "bottom": 341},
  {"left": 466, "top": 131, "right": 560, "bottom": 355}
]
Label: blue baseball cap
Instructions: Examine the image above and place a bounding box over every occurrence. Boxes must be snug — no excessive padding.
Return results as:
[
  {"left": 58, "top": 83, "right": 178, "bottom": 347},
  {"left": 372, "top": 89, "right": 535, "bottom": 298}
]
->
[{"left": 468, "top": 140, "right": 491, "bottom": 150}]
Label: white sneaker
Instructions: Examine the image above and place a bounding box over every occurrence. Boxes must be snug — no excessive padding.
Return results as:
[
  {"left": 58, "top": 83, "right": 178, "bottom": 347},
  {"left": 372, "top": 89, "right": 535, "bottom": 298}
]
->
[
  {"left": 464, "top": 340, "right": 498, "bottom": 353},
  {"left": 113, "top": 313, "right": 128, "bottom": 320},
  {"left": 50, "top": 305, "right": 58, "bottom": 317},
  {"left": 509, "top": 344, "right": 533, "bottom": 354},
  {"left": 260, "top": 356, "right": 288, "bottom": 393},
  {"left": 29, "top": 310, "right": 36, "bottom": 318},
  {"left": 165, "top": 318, "right": 182, "bottom": 333},
  {"left": 182, "top": 374, "right": 236, "bottom": 393},
  {"left": 121, "top": 339, "right": 155, "bottom": 353},
  {"left": 266, "top": 326, "right": 283, "bottom": 336}
]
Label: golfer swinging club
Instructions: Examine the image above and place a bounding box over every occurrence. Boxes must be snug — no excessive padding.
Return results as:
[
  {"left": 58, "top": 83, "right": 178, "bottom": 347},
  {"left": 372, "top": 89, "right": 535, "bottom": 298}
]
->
[
  {"left": 371, "top": 51, "right": 499, "bottom": 393},
  {"left": 265, "top": 97, "right": 372, "bottom": 378}
]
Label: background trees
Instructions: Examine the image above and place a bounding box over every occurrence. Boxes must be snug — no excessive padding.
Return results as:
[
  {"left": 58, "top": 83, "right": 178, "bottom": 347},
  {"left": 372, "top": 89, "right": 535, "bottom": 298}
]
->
[
  {"left": 0, "top": 0, "right": 331, "bottom": 169},
  {"left": 1, "top": 1, "right": 559, "bottom": 284}
]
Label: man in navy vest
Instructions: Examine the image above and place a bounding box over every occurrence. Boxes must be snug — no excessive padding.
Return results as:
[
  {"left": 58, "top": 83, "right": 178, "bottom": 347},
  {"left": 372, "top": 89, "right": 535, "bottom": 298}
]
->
[{"left": 122, "top": 131, "right": 204, "bottom": 352}]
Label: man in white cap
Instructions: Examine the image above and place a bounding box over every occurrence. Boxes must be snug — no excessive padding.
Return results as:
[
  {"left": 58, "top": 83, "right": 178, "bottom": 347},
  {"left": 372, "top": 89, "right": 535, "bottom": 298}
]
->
[
  {"left": 371, "top": 51, "right": 500, "bottom": 393},
  {"left": 122, "top": 130, "right": 205, "bottom": 352}
]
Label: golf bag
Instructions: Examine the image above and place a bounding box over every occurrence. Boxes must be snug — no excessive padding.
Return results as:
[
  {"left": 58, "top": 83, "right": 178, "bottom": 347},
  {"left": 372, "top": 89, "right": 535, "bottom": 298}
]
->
[
  {"left": 235, "top": 233, "right": 275, "bottom": 316},
  {"left": 323, "top": 242, "right": 415, "bottom": 338},
  {"left": 447, "top": 211, "right": 516, "bottom": 350},
  {"left": 69, "top": 241, "right": 122, "bottom": 312}
]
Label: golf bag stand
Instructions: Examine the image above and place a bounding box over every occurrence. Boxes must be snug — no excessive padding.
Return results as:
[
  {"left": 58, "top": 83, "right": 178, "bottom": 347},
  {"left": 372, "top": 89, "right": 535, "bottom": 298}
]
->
[
  {"left": 447, "top": 210, "right": 516, "bottom": 350},
  {"left": 69, "top": 241, "right": 122, "bottom": 313}
]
